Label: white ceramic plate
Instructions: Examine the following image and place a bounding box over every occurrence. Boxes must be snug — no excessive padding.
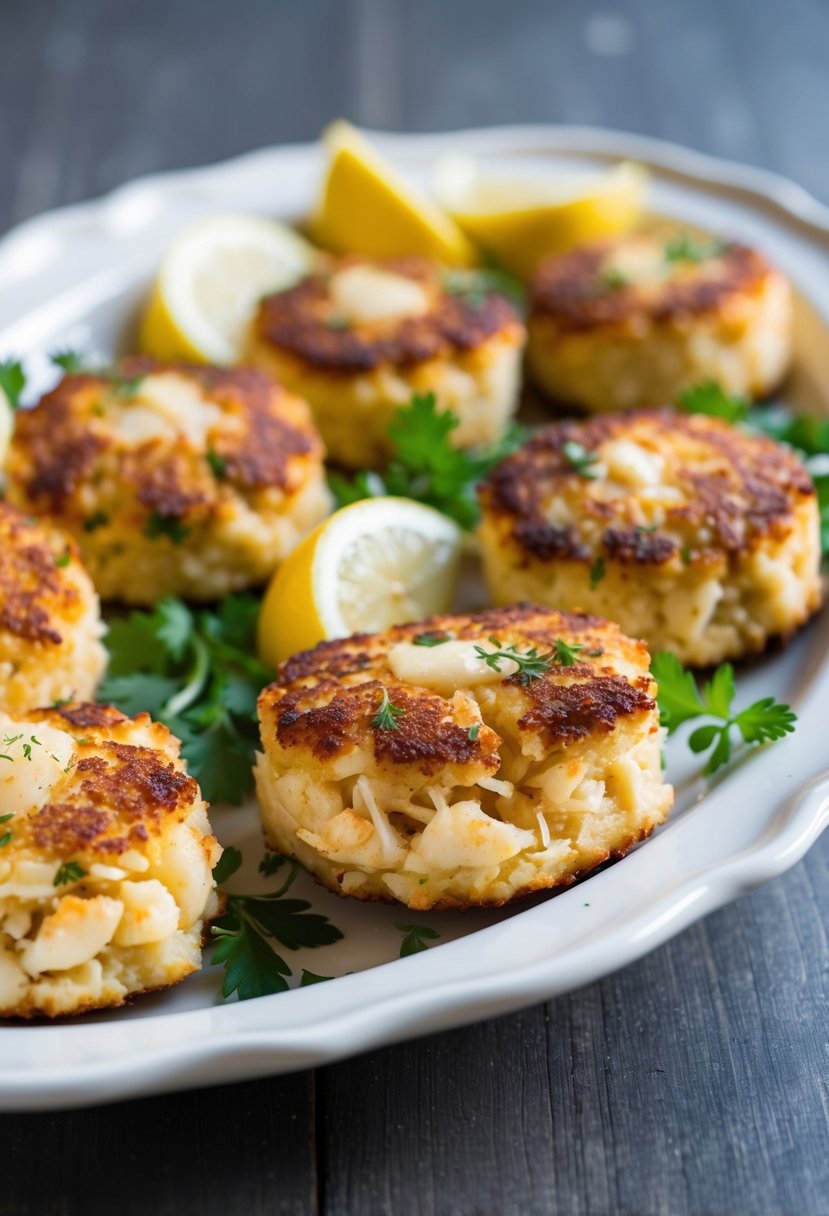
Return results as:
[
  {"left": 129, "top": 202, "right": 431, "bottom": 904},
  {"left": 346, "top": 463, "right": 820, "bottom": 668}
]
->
[{"left": 1, "top": 126, "right": 828, "bottom": 1111}]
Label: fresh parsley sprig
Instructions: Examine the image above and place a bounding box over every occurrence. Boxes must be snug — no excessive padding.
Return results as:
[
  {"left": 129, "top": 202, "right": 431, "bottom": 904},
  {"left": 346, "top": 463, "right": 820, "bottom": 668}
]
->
[
  {"left": 664, "top": 234, "right": 727, "bottom": 264},
  {"left": 678, "top": 380, "right": 749, "bottom": 424},
  {"left": 442, "top": 266, "right": 526, "bottom": 313},
  {"left": 50, "top": 350, "right": 146, "bottom": 399},
  {"left": 329, "top": 393, "right": 528, "bottom": 530},
  {"left": 371, "top": 688, "right": 406, "bottom": 731},
  {"left": 98, "top": 595, "right": 272, "bottom": 804},
  {"left": 562, "top": 440, "right": 601, "bottom": 479},
  {"left": 210, "top": 847, "right": 342, "bottom": 1000},
  {"left": 395, "top": 921, "right": 440, "bottom": 957},
  {"left": 651, "top": 651, "right": 796, "bottom": 775},
  {"left": 54, "top": 860, "right": 87, "bottom": 887},
  {"left": 0, "top": 359, "right": 25, "bottom": 409},
  {"left": 473, "top": 637, "right": 551, "bottom": 684}
]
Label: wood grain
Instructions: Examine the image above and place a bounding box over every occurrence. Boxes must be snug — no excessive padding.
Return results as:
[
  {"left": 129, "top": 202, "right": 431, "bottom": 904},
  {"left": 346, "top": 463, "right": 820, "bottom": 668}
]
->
[{"left": 0, "top": 2, "right": 827, "bottom": 1214}]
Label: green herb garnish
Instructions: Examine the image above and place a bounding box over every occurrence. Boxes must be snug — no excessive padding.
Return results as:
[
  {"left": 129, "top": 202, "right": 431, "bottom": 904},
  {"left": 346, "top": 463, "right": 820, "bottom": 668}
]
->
[
  {"left": 467, "top": 723, "right": 480, "bottom": 741},
  {"left": 442, "top": 267, "right": 526, "bottom": 313},
  {"left": 54, "top": 860, "right": 87, "bottom": 886},
  {"left": 552, "top": 639, "right": 584, "bottom": 667},
  {"left": 210, "top": 847, "right": 342, "bottom": 1001},
  {"left": 0, "top": 813, "right": 13, "bottom": 849},
  {"left": 98, "top": 595, "right": 271, "bottom": 803},
  {"left": 651, "top": 651, "right": 796, "bottom": 775},
  {"left": 50, "top": 350, "right": 88, "bottom": 373},
  {"left": 0, "top": 359, "right": 25, "bottom": 409},
  {"left": 83, "top": 511, "right": 109, "bottom": 533},
  {"left": 144, "top": 511, "right": 189, "bottom": 545},
  {"left": 55, "top": 552, "right": 71, "bottom": 568},
  {"left": 395, "top": 921, "right": 440, "bottom": 958},
  {"left": 371, "top": 689, "right": 406, "bottom": 732},
  {"left": 329, "top": 392, "right": 528, "bottom": 530},
  {"left": 562, "top": 440, "right": 601, "bottom": 479},
  {"left": 413, "top": 631, "right": 454, "bottom": 648},
  {"left": 599, "top": 268, "right": 628, "bottom": 290},
  {"left": 664, "top": 233, "right": 727, "bottom": 264},
  {"left": 589, "top": 556, "right": 606, "bottom": 589},
  {"left": 473, "top": 637, "right": 553, "bottom": 685},
  {"left": 679, "top": 380, "right": 749, "bottom": 424},
  {"left": 206, "top": 448, "right": 228, "bottom": 480}
]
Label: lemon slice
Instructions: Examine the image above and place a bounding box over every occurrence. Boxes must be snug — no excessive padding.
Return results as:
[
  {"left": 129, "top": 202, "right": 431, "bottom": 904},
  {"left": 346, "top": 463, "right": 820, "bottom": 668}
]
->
[
  {"left": 433, "top": 157, "right": 647, "bottom": 278},
  {"left": 139, "top": 214, "right": 316, "bottom": 364},
  {"left": 257, "top": 497, "right": 462, "bottom": 667},
  {"left": 310, "top": 120, "right": 477, "bottom": 267}
]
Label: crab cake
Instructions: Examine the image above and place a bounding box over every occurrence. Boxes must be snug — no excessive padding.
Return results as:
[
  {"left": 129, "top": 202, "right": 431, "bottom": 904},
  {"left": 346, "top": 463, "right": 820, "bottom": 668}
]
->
[
  {"left": 0, "top": 702, "right": 221, "bottom": 1018},
  {"left": 527, "top": 233, "right": 792, "bottom": 412},
  {"left": 255, "top": 605, "right": 672, "bottom": 911},
  {"left": 246, "top": 257, "right": 526, "bottom": 468},
  {"left": 5, "top": 359, "right": 330, "bottom": 605},
  {"left": 479, "top": 411, "right": 821, "bottom": 667},
  {"left": 0, "top": 501, "right": 105, "bottom": 715}
]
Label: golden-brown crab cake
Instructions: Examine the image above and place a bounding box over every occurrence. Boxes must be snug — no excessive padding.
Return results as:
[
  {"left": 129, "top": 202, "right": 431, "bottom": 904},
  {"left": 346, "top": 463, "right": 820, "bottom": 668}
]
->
[
  {"left": 527, "top": 233, "right": 792, "bottom": 412},
  {"left": 246, "top": 256, "right": 526, "bottom": 468},
  {"left": 0, "top": 702, "right": 221, "bottom": 1018},
  {"left": 5, "top": 359, "right": 330, "bottom": 605},
  {"left": 0, "top": 501, "right": 106, "bottom": 715},
  {"left": 478, "top": 411, "right": 821, "bottom": 667},
  {"left": 255, "top": 604, "right": 672, "bottom": 911}
]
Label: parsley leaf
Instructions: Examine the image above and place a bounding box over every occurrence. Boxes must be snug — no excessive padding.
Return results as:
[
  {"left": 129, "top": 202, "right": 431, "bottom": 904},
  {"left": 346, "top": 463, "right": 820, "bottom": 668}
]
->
[
  {"left": 413, "top": 630, "right": 454, "bottom": 647},
  {"left": 329, "top": 392, "right": 528, "bottom": 530},
  {"left": 395, "top": 922, "right": 440, "bottom": 958},
  {"left": 212, "top": 845, "right": 243, "bottom": 885},
  {"left": 679, "top": 380, "right": 749, "bottom": 424},
  {"left": 144, "top": 511, "right": 189, "bottom": 545},
  {"left": 589, "top": 556, "right": 606, "bottom": 589},
  {"left": 664, "top": 233, "right": 727, "bottom": 264},
  {"left": 371, "top": 688, "right": 405, "bottom": 731},
  {"left": 0, "top": 359, "right": 25, "bottom": 409},
  {"left": 50, "top": 350, "right": 88, "bottom": 373},
  {"left": 210, "top": 849, "right": 343, "bottom": 1001},
  {"left": 552, "top": 639, "right": 584, "bottom": 667},
  {"left": 442, "top": 267, "right": 526, "bottom": 313},
  {"left": 651, "top": 650, "right": 796, "bottom": 775},
  {"left": 99, "top": 595, "right": 272, "bottom": 803},
  {"left": 473, "top": 637, "right": 553, "bottom": 685},
  {"left": 54, "top": 860, "right": 87, "bottom": 886},
  {"left": 562, "top": 440, "right": 601, "bottom": 479}
]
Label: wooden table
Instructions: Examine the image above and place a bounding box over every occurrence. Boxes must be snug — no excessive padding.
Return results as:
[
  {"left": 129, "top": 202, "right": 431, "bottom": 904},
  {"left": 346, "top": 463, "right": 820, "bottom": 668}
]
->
[{"left": 2, "top": 2, "right": 827, "bottom": 1212}]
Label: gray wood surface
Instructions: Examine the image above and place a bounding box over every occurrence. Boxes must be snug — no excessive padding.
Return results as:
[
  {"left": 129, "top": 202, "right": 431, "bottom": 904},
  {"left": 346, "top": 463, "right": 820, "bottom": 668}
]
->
[{"left": 1, "top": 1, "right": 828, "bottom": 1213}]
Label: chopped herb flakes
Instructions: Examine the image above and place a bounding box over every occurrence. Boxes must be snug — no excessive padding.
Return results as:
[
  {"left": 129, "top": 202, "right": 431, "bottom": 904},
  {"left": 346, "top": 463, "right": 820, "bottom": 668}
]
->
[{"left": 53, "top": 861, "right": 87, "bottom": 887}]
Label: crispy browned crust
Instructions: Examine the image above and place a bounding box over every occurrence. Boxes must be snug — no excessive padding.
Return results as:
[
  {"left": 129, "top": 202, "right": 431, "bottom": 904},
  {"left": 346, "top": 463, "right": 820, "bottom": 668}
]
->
[
  {"left": 0, "top": 502, "right": 84, "bottom": 645},
  {"left": 480, "top": 409, "right": 815, "bottom": 565},
  {"left": 16, "top": 705, "right": 200, "bottom": 860},
  {"left": 253, "top": 256, "right": 522, "bottom": 373},
  {"left": 261, "top": 604, "right": 655, "bottom": 772},
  {"left": 9, "top": 359, "right": 319, "bottom": 519},
  {"left": 530, "top": 239, "right": 775, "bottom": 333}
]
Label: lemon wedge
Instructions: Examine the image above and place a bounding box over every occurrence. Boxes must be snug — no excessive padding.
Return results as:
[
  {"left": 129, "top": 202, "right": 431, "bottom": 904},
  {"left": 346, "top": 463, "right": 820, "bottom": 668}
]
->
[
  {"left": 257, "top": 497, "right": 462, "bottom": 667},
  {"left": 310, "top": 120, "right": 476, "bottom": 266},
  {"left": 139, "top": 214, "right": 316, "bottom": 364},
  {"left": 433, "top": 157, "right": 647, "bottom": 278}
]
